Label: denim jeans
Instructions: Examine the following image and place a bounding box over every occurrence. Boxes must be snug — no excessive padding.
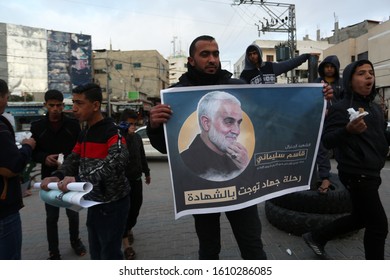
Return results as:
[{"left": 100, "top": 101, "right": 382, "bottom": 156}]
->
[
  {"left": 87, "top": 194, "right": 130, "bottom": 260},
  {"left": 194, "top": 205, "right": 267, "bottom": 260},
  {"left": 0, "top": 212, "right": 22, "bottom": 260},
  {"left": 45, "top": 203, "right": 79, "bottom": 253}
]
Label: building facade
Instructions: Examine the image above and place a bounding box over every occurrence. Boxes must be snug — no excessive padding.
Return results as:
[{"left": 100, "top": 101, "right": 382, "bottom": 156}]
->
[
  {"left": 0, "top": 22, "right": 92, "bottom": 131},
  {"left": 323, "top": 19, "right": 390, "bottom": 117},
  {"left": 92, "top": 49, "right": 169, "bottom": 120},
  {"left": 168, "top": 54, "right": 187, "bottom": 86}
]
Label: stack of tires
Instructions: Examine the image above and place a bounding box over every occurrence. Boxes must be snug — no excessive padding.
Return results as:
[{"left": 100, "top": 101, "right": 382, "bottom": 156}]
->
[{"left": 265, "top": 172, "right": 353, "bottom": 236}]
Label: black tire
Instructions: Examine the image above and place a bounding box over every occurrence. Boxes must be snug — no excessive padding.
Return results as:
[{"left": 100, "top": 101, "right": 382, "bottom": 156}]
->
[
  {"left": 264, "top": 200, "right": 348, "bottom": 236},
  {"left": 270, "top": 173, "right": 352, "bottom": 214}
]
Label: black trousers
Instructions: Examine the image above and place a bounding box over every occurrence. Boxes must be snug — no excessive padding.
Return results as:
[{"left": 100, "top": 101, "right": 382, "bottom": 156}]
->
[
  {"left": 312, "top": 171, "right": 388, "bottom": 259},
  {"left": 45, "top": 203, "right": 79, "bottom": 253},
  {"left": 193, "top": 205, "right": 267, "bottom": 260},
  {"left": 123, "top": 178, "right": 143, "bottom": 237}
]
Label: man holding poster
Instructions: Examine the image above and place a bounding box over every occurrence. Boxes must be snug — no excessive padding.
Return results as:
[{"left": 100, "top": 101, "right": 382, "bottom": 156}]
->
[
  {"left": 147, "top": 35, "right": 333, "bottom": 260},
  {"left": 147, "top": 35, "right": 267, "bottom": 260}
]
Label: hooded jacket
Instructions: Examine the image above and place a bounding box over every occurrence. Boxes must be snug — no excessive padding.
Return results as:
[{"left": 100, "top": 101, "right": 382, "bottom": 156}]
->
[
  {"left": 240, "top": 44, "right": 310, "bottom": 84},
  {"left": 322, "top": 60, "right": 390, "bottom": 177},
  {"left": 314, "top": 55, "right": 343, "bottom": 102},
  {"left": 147, "top": 64, "right": 244, "bottom": 153}
]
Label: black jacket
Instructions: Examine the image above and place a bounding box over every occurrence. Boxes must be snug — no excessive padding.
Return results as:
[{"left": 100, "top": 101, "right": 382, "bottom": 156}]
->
[
  {"left": 53, "top": 117, "right": 130, "bottom": 202},
  {"left": 322, "top": 60, "right": 390, "bottom": 177},
  {"left": 0, "top": 116, "right": 33, "bottom": 219},
  {"left": 30, "top": 114, "right": 81, "bottom": 179},
  {"left": 181, "top": 134, "right": 239, "bottom": 181},
  {"left": 123, "top": 132, "right": 150, "bottom": 179},
  {"left": 240, "top": 44, "right": 310, "bottom": 84},
  {"left": 147, "top": 65, "right": 244, "bottom": 153}
]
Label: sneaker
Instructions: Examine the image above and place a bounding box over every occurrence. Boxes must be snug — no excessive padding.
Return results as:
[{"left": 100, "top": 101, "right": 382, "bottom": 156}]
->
[
  {"left": 47, "top": 252, "right": 61, "bottom": 260},
  {"left": 302, "top": 232, "right": 329, "bottom": 259},
  {"left": 71, "top": 238, "right": 87, "bottom": 256}
]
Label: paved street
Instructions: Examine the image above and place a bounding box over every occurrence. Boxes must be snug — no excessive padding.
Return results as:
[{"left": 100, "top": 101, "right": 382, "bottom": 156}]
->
[{"left": 20, "top": 159, "right": 390, "bottom": 260}]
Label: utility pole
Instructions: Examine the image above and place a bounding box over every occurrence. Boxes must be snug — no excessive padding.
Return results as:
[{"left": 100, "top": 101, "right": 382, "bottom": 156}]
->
[
  {"left": 233, "top": 0, "right": 298, "bottom": 82},
  {"left": 106, "top": 52, "right": 112, "bottom": 117},
  {"left": 171, "top": 36, "right": 178, "bottom": 57},
  {"left": 94, "top": 49, "right": 112, "bottom": 116}
]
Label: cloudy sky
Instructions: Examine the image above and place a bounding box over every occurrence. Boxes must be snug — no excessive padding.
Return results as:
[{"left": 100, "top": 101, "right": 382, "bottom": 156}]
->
[{"left": 1, "top": 0, "right": 389, "bottom": 69}]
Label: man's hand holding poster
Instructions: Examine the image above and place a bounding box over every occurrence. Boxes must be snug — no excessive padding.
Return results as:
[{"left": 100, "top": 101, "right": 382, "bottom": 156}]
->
[{"left": 162, "top": 84, "right": 325, "bottom": 219}]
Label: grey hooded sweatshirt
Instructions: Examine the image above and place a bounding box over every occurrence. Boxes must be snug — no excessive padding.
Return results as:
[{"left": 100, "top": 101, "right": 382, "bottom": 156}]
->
[{"left": 239, "top": 44, "right": 310, "bottom": 84}]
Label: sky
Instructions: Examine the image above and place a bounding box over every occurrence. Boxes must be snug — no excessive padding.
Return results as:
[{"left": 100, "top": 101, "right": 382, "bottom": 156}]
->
[{"left": 1, "top": 0, "right": 389, "bottom": 70}]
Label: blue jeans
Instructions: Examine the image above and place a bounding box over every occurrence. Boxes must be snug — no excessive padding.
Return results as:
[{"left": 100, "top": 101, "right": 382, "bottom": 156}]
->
[
  {"left": 87, "top": 195, "right": 130, "bottom": 260},
  {"left": 0, "top": 212, "right": 22, "bottom": 260},
  {"left": 194, "top": 205, "right": 267, "bottom": 260}
]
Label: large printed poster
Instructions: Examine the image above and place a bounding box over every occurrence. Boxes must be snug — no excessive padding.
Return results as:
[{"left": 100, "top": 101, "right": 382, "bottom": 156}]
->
[{"left": 162, "top": 84, "right": 325, "bottom": 219}]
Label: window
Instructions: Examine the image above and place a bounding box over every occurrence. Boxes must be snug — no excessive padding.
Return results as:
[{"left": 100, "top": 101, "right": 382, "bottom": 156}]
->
[
  {"left": 94, "top": 69, "right": 106, "bottom": 74},
  {"left": 133, "top": 63, "right": 141, "bottom": 68},
  {"left": 134, "top": 78, "right": 140, "bottom": 82},
  {"left": 115, "top": 64, "right": 122, "bottom": 70},
  {"left": 266, "top": 55, "right": 274, "bottom": 62}
]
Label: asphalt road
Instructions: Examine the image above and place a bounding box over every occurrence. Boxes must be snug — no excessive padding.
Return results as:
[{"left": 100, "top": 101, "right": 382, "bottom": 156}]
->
[{"left": 20, "top": 159, "right": 390, "bottom": 260}]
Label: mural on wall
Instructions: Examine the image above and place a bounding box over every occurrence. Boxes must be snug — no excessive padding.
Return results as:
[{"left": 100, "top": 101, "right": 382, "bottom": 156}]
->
[
  {"left": 47, "top": 31, "right": 92, "bottom": 98},
  {"left": 70, "top": 33, "right": 92, "bottom": 90}
]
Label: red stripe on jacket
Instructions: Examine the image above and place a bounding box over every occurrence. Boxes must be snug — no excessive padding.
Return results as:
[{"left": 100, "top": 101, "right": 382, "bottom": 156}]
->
[{"left": 72, "top": 134, "right": 125, "bottom": 159}]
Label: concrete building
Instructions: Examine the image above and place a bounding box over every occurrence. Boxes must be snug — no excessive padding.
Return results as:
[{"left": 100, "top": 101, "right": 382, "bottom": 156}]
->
[
  {"left": 323, "top": 19, "right": 390, "bottom": 116},
  {"left": 92, "top": 49, "right": 169, "bottom": 119},
  {"left": 168, "top": 54, "right": 187, "bottom": 86},
  {"left": 234, "top": 38, "right": 333, "bottom": 83},
  {"left": 0, "top": 22, "right": 92, "bottom": 131}
]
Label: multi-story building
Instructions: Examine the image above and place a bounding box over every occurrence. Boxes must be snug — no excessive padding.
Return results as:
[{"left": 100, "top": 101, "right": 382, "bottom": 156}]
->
[
  {"left": 323, "top": 19, "right": 390, "bottom": 116},
  {"left": 92, "top": 49, "right": 169, "bottom": 120},
  {"left": 168, "top": 54, "right": 187, "bottom": 86},
  {"left": 0, "top": 22, "right": 92, "bottom": 130}
]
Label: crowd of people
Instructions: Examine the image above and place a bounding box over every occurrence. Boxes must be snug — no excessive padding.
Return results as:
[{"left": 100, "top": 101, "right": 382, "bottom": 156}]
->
[{"left": 0, "top": 34, "right": 388, "bottom": 260}]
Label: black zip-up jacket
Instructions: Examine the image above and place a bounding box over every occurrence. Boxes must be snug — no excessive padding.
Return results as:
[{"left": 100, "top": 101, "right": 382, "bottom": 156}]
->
[
  {"left": 0, "top": 116, "right": 33, "bottom": 219},
  {"left": 123, "top": 132, "right": 150, "bottom": 179},
  {"left": 322, "top": 60, "right": 390, "bottom": 177},
  {"left": 147, "top": 65, "right": 244, "bottom": 153},
  {"left": 30, "top": 114, "right": 81, "bottom": 179},
  {"left": 240, "top": 44, "right": 310, "bottom": 84}
]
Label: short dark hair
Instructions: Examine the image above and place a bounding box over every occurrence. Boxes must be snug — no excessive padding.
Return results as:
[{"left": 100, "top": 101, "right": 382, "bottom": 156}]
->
[
  {"left": 72, "top": 83, "right": 102, "bottom": 104},
  {"left": 246, "top": 45, "right": 259, "bottom": 54},
  {"left": 44, "top": 89, "right": 63, "bottom": 102},
  {"left": 0, "top": 79, "right": 9, "bottom": 97},
  {"left": 189, "top": 35, "right": 215, "bottom": 57},
  {"left": 120, "top": 109, "right": 138, "bottom": 122}
]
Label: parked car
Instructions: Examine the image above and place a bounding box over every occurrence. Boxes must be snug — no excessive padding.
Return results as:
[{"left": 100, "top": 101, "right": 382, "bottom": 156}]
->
[{"left": 135, "top": 126, "right": 167, "bottom": 159}]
